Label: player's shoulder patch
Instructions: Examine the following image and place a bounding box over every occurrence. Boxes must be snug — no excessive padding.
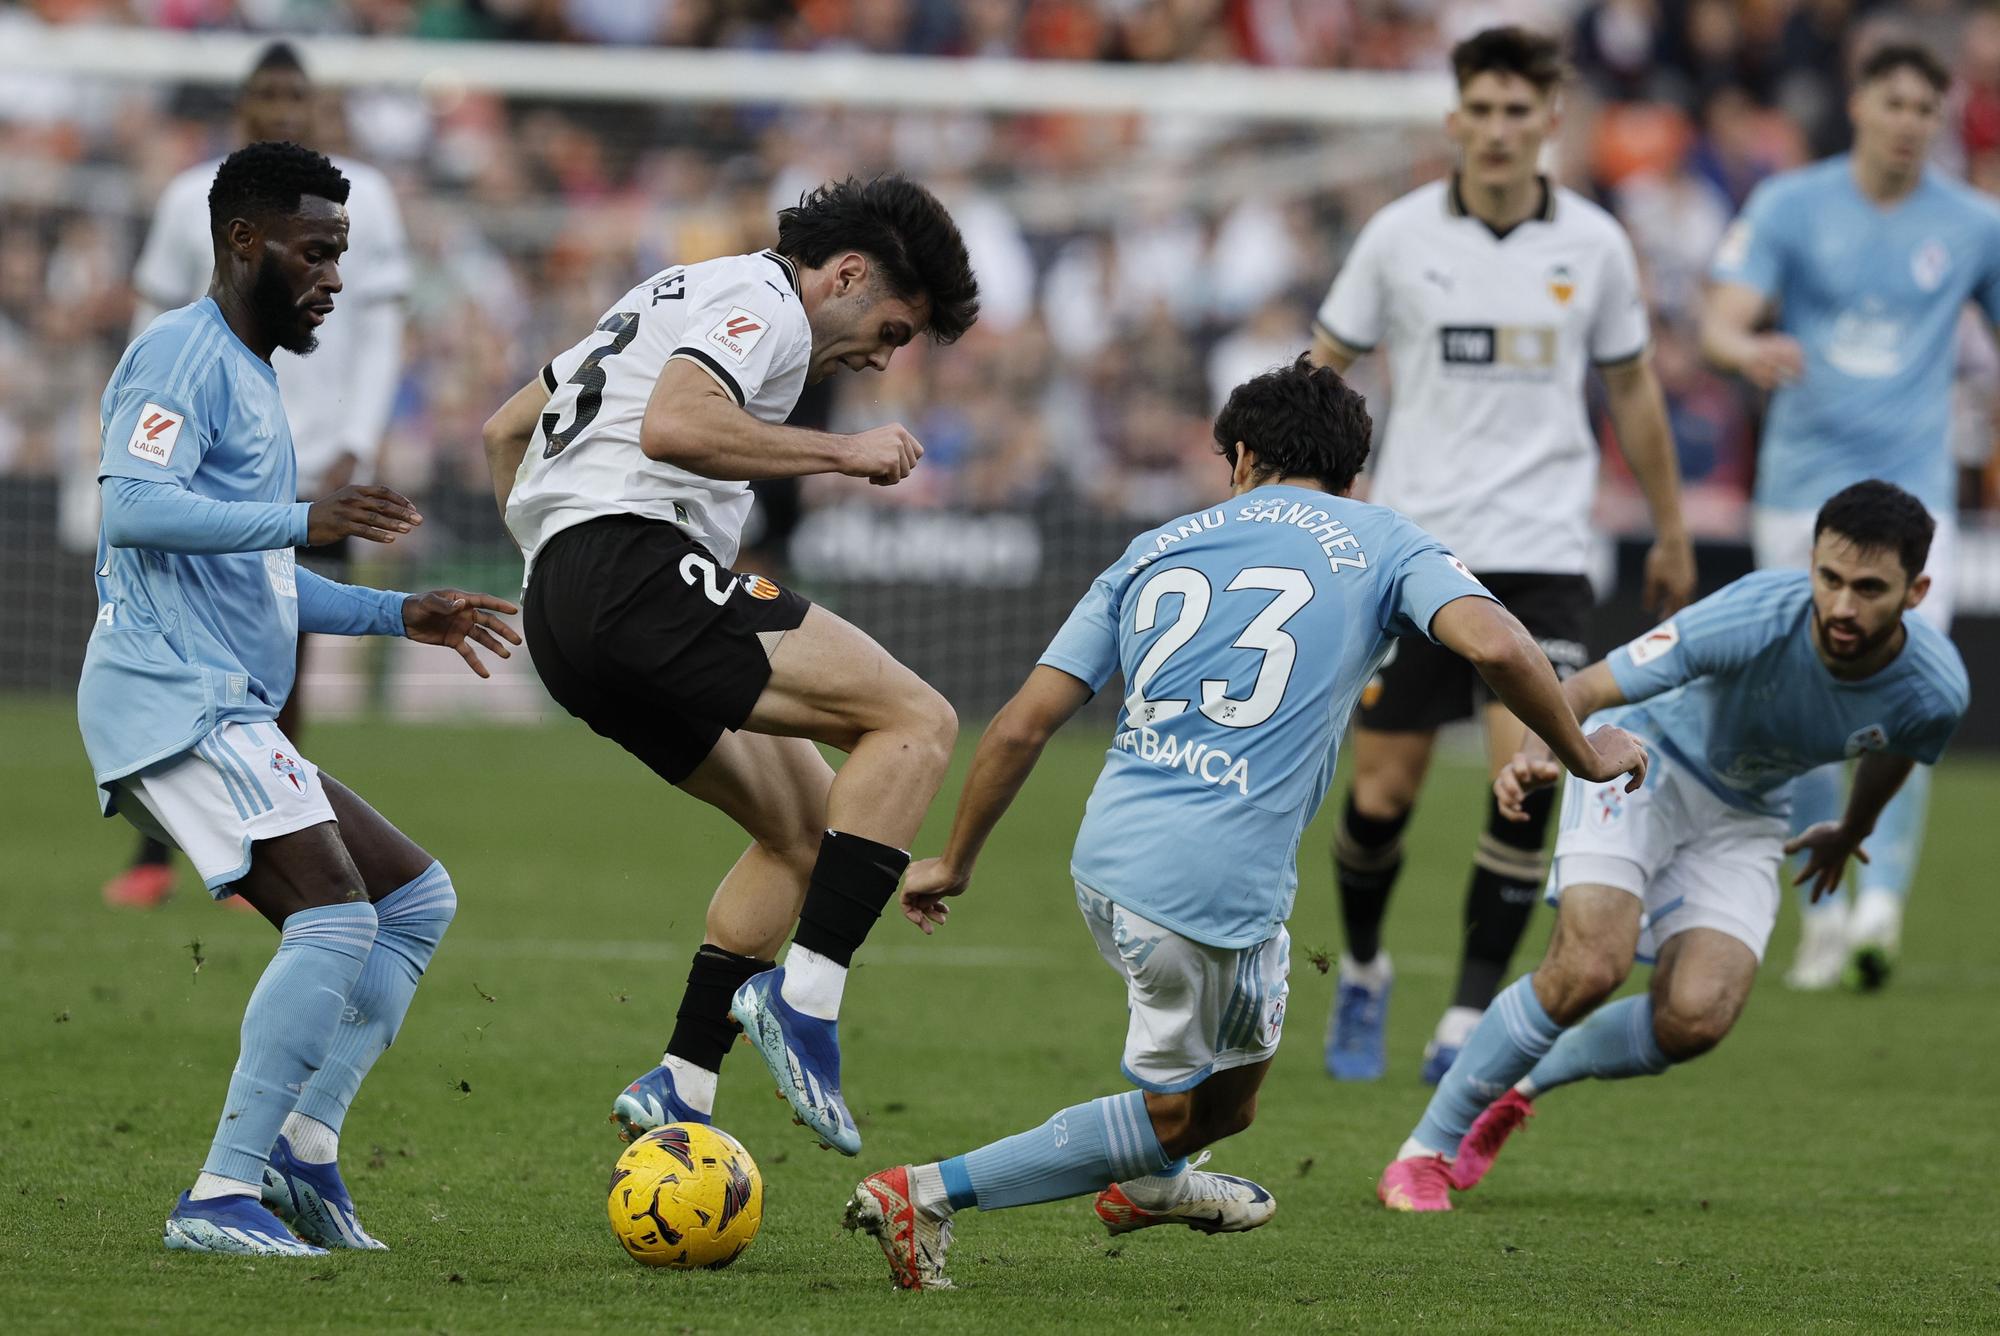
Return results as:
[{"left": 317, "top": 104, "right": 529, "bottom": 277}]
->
[
  {"left": 704, "top": 306, "right": 771, "bottom": 365},
  {"left": 126, "top": 402, "right": 185, "bottom": 467},
  {"left": 1624, "top": 621, "right": 1680, "bottom": 665},
  {"left": 1843, "top": 723, "right": 1888, "bottom": 757}
]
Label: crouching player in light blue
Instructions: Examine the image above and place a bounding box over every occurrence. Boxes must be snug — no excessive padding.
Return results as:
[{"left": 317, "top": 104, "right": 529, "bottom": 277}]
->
[
  {"left": 79, "top": 142, "right": 522, "bottom": 1255},
  {"left": 837, "top": 355, "right": 1648, "bottom": 1288},
  {"left": 1377, "top": 480, "right": 1968, "bottom": 1211}
]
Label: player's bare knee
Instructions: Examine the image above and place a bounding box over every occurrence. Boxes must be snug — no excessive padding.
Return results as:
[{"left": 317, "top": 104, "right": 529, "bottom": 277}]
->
[
  {"left": 1537, "top": 952, "right": 1626, "bottom": 1023},
  {"left": 1652, "top": 1001, "right": 1730, "bottom": 1061},
  {"left": 895, "top": 685, "right": 957, "bottom": 780}
]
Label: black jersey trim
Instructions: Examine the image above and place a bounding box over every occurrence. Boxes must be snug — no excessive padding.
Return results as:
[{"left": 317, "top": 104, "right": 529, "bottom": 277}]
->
[
  {"left": 670, "top": 347, "right": 747, "bottom": 406},
  {"left": 1312, "top": 317, "right": 1376, "bottom": 355},
  {"left": 541, "top": 361, "right": 558, "bottom": 392},
  {"left": 1446, "top": 173, "right": 1555, "bottom": 239},
  {"left": 762, "top": 250, "right": 802, "bottom": 297},
  {"left": 1592, "top": 344, "right": 1649, "bottom": 370}
]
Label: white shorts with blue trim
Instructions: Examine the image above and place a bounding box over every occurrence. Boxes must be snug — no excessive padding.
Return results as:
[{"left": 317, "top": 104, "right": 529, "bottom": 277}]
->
[
  {"left": 115, "top": 721, "right": 336, "bottom": 896},
  {"left": 1549, "top": 753, "right": 1787, "bottom": 962},
  {"left": 1077, "top": 881, "right": 1290, "bottom": 1094}
]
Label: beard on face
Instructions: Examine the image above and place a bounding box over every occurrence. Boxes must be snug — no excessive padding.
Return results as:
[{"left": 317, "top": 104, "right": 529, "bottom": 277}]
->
[
  {"left": 251, "top": 252, "right": 319, "bottom": 355},
  {"left": 1813, "top": 606, "right": 1896, "bottom": 661}
]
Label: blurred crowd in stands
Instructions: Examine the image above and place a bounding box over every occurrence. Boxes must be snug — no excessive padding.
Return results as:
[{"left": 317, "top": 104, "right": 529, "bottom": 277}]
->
[{"left": 3, "top": 0, "right": 1999, "bottom": 537}]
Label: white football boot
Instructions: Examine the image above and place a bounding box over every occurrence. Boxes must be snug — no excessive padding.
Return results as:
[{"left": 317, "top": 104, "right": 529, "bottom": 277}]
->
[
  {"left": 1093, "top": 1153, "right": 1276, "bottom": 1236},
  {"left": 1785, "top": 901, "right": 1850, "bottom": 991}
]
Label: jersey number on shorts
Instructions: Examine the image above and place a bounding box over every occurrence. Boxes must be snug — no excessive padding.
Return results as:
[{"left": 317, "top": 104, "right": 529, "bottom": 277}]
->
[
  {"left": 540, "top": 310, "right": 641, "bottom": 459},
  {"left": 1125, "top": 566, "right": 1311, "bottom": 729}
]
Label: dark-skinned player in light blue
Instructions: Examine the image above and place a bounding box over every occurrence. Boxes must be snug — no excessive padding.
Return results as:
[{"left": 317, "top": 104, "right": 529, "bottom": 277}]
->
[{"left": 79, "top": 142, "right": 522, "bottom": 1255}]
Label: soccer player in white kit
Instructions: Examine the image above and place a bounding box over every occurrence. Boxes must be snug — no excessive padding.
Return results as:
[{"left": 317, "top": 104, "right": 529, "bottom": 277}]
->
[
  {"left": 107, "top": 40, "right": 410, "bottom": 908},
  {"left": 482, "top": 177, "right": 980, "bottom": 1159},
  {"left": 1311, "top": 26, "right": 1696, "bottom": 1084}
]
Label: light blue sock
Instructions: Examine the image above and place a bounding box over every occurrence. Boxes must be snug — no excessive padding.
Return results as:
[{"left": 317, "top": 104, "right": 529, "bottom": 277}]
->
[
  {"left": 1517, "top": 995, "right": 1671, "bottom": 1096},
  {"left": 1858, "top": 765, "right": 1929, "bottom": 901},
  {"left": 201, "top": 901, "right": 379, "bottom": 1184},
  {"left": 1788, "top": 761, "right": 1849, "bottom": 918},
  {"left": 939, "top": 1090, "right": 1171, "bottom": 1211},
  {"left": 1410, "top": 975, "right": 1563, "bottom": 1157},
  {"left": 293, "top": 863, "right": 457, "bottom": 1136}
]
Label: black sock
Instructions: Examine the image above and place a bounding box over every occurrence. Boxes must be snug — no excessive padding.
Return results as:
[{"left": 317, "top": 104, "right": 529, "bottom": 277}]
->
[
  {"left": 1451, "top": 787, "right": 1556, "bottom": 1010},
  {"left": 666, "top": 945, "right": 771, "bottom": 1074},
  {"left": 135, "top": 836, "right": 170, "bottom": 868},
  {"left": 1335, "top": 795, "right": 1410, "bottom": 965},
  {"left": 791, "top": 830, "right": 911, "bottom": 968}
]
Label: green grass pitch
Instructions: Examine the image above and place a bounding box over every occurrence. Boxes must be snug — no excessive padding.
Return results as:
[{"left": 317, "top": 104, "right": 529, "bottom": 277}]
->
[{"left": 2, "top": 697, "right": 1997, "bottom": 1333}]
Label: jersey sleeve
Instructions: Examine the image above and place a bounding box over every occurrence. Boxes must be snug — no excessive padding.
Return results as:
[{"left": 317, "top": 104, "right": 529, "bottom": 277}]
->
[
  {"left": 1590, "top": 225, "right": 1651, "bottom": 365},
  {"left": 667, "top": 271, "right": 806, "bottom": 409},
  {"left": 1379, "top": 533, "right": 1499, "bottom": 641},
  {"left": 1709, "top": 179, "right": 1788, "bottom": 300},
  {"left": 1607, "top": 575, "right": 1787, "bottom": 700},
  {"left": 96, "top": 354, "right": 213, "bottom": 488},
  {"left": 1314, "top": 213, "right": 1393, "bottom": 353},
  {"left": 1038, "top": 563, "right": 1126, "bottom": 693}
]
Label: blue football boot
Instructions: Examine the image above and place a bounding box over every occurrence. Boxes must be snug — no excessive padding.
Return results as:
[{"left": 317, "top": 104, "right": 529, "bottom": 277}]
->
[
  {"left": 731, "top": 967, "right": 860, "bottom": 1155},
  {"left": 164, "top": 1189, "right": 325, "bottom": 1256},
  {"left": 261, "top": 1135, "right": 387, "bottom": 1250},
  {"left": 1324, "top": 953, "right": 1392, "bottom": 1081},
  {"left": 611, "top": 1062, "right": 713, "bottom": 1144}
]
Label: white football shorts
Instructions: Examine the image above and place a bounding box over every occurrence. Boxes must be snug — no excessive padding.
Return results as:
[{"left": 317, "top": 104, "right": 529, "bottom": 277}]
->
[
  {"left": 114, "top": 720, "right": 336, "bottom": 896},
  {"left": 1751, "top": 503, "right": 1955, "bottom": 630},
  {"left": 1076, "top": 881, "right": 1290, "bottom": 1093},
  {"left": 1548, "top": 751, "right": 1788, "bottom": 961}
]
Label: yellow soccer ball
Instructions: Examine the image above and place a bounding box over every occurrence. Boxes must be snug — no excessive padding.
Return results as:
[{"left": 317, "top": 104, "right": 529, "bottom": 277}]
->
[{"left": 606, "top": 1123, "right": 764, "bottom": 1269}]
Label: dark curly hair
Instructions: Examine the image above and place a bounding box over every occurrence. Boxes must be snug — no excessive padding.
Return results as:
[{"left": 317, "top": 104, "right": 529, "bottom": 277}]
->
[
  {"left": 1858, "top": 41, "right": 1949, "bottom": 94},
  {"left": 1213, "top": 355, "right": 1374, "bottom": 494},
  {"left": 1451, "top": 26, "right": 1566, "bottom": 93},
  {"left": 777, "top": 176, "right": 980, "bottom": 344},
  {"left": 207, "top": 140, "right": 348, "bottom": 242},
  {"left": 1815, "top": 481, "right": 1935, "bottom": 580}
]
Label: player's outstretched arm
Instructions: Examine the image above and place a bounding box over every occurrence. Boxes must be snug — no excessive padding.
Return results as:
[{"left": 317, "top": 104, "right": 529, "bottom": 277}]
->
[
  {"left": 1698, "top": 282, "right": 1803, "bottom": 391},
  {"left": 900, "top": 666, "right": 1095, "bottom": 934},
  {"left": 101, "top": 476, "right": 420, "bottom": 554},
  {"left": 1784, "top": 751, "right": 1916, "bottom": 902},
  {"left": 1493, "top": 661, "right": 1630, "bottom": 819},
  {"left": 641, "top": 360, "right": 922, "bottom": 485},
  {"left": 482, "top": 374, "right": 551, "bottom": 520},
  {"left": 1599, "top": 356, "right": 1696, "bottom": 616},
  {"left": 1433, "top": 598, "right": 1647, "bottom": 794}
]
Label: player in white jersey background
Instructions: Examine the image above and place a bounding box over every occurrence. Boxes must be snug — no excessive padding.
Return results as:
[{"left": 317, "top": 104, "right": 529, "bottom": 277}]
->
[
  {"left": 106, "top": 41, "right": 410, "bottom": 910},
  {"left": 482, "top": 177, "right": 980, "bottom": 1160},
  {"left": 1311, "top": 27, "right": 1696, "bottom": 1087}
]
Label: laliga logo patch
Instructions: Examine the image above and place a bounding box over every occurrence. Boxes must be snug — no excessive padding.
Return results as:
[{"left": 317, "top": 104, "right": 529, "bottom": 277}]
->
[
  {"left": 1845, "top": 723, "right": 1888, "bottom": 757},
  {"left": 126, "top": 402, "right": 183, "bottom": 466},
  {"left": 1626, "top": 621, "right": 1680, "bottom": 665},
  {"left": 705, "top": 306, "right": 769, "bottom": 365},
  {"left": 1447, "top": 554, "right": 1478, "bottom": 582},
  {"left": 270, "top": 749, "right": 308, "bottom": 796}
]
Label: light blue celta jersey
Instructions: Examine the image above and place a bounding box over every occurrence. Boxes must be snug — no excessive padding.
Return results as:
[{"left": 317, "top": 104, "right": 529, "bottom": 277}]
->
[
  {"left": 1040, "top": 484, "right": 1498, "bottom": 949},
  {"left": 79, "top": 298, "right": 313, "bottom": 812},
  {"left": 1603, "top": 570, "right": 1967, "bottom": 816},
  {"left": 1711, "top": 157, "right": 2000, "bottom": 513}
]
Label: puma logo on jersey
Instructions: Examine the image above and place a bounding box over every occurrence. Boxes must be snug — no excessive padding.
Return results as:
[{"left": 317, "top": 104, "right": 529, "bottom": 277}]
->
[
  {"left": 126, "top": 403, "right": 184, "bottom": 466},
  {"left": 706, "top": 306, "right": 771, "bottom": 364}
]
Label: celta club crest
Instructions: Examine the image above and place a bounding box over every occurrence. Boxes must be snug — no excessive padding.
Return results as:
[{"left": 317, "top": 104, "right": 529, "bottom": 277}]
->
[
  {"left": 1592, "top": 784, "right": 1625, "bottom": 828},
  {"left": 1546, "top": 263, "right": 1576, "bottom": 306},
  {"left": 269, "top": 749, "right": 306, "bottom": 795},
  {"left": 1911, "top": 239, "right": 1949, "bottom": 292},
  {"left": 1845, "top": 723, "right": 1889, "bottom": 757}
]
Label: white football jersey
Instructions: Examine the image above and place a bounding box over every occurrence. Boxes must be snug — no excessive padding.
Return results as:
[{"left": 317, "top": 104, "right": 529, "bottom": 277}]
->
[
  {"left": 1315, "top": 178, "right": 1651, "bottom": 575},
  {"left": 131, "top": 154, "right": 411, "bottom": 485},
  {"left": 506, "top": 250, "right": 811, "bottom": 573}
]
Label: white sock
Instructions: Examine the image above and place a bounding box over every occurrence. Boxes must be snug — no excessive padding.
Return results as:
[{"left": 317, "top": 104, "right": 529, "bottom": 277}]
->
[
  {"left": 280, "top": 1112, "right": 339, "bottom": 1164},
  {"left": 1397, "top": 1135, "right": 1452, "bottom": 1163},
  {"left": 907, "top": 1162, "right": 954, "bottom": 1219},
  {"left": 1434, "top": 1005, "right": 1484, "bottom": 1049},
  {"left": 1340, "top": 950, "right": 1393, "bottom": 990},
  {"left": 189, "top": 1171, "right": 260, "bottom": 1201},
  {"left": 1514, "top": 1077, "right": 1539, "bottom": 1099},
  {"left": 780, "top": 945, "right": 846, "bottom": 1021},
  {"left": 1116, "top": 1159, "right": 1192, "bottom": 1211},
  {"left": 661, "top": 1054, "right": 718, "bottom": 1116}
]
